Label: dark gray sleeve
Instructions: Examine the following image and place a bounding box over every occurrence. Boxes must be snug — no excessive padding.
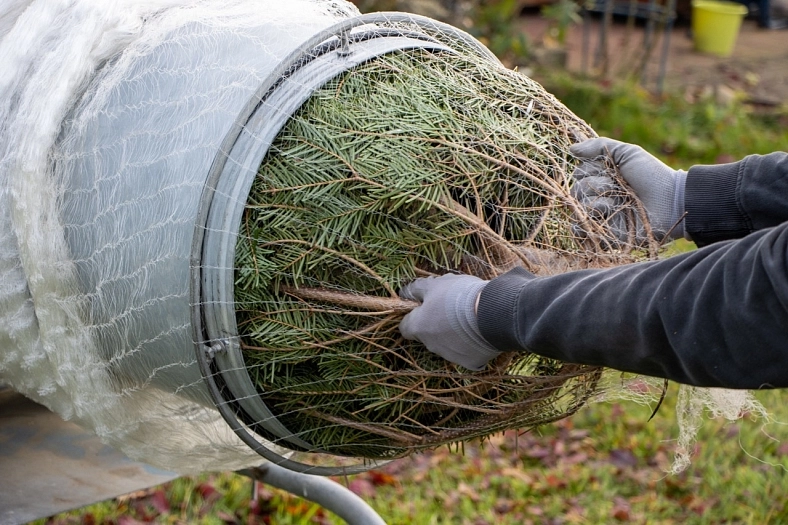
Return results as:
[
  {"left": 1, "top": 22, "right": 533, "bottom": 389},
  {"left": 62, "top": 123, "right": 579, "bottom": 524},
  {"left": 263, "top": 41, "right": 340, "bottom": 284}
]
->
[
  {"left": 477, "top": 221, "right": 788, "bottom": 389},
  {"left": 686, "top": 152, "right": 788, "bottom": 246},
  {"left": 475, "top": 151, "right": 788, "bottom": 389}
]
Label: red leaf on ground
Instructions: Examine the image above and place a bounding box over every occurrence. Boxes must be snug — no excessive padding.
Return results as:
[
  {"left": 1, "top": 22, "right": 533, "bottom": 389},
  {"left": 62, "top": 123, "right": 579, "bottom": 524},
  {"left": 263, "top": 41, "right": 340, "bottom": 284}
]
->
[
  {"left": 612, "top": 497, "right": 632, "bottom": 521},
  {"left": 545, "top": 474, "right": 566, "bottom": 489},
  {"left": 130, "top": 500, "right": 156, "bottom": 522},
  {"left": 348, "top": 478, "right": 376, "bottom": 498},
  {"left": 254, "top": 482, "right": 274, "bottom": 502},
  {"left": 368, "top": 470, "right": 398, "bottom": 486},
  {"left": 525, "top": 445, "right": 550, "bottom": 459},
  {"left": 197, "top": 482, "right": 221, "bottom": 503},
  {"left": 149, "top": 490, "right": 170, "bottom": 514},
  {"left": 569, "top": 429, "right": 590, "bottom": 439},
  {"left": 691, "top": 495, "right": 718, "bottom": 515},
  {"left": 250, "top": 497, "right": 263, "bottom": 516},
  {"left": 286, "top": 502, "right": 312, "bottom": 516}
]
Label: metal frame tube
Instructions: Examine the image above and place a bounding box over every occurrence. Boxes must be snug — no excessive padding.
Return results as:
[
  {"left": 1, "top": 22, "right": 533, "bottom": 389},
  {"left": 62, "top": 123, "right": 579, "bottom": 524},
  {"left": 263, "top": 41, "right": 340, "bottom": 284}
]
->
[{"left": 240, "top": 463, "right": 387, "bottom": 525}]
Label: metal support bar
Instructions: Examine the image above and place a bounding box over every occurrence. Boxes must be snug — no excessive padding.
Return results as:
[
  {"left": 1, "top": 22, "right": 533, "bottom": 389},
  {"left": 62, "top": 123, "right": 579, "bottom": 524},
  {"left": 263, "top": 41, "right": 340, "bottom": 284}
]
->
[
  {"left": 0, "top": 388, "right": 177, "bottom": 524},
  {"left": 656, "top": 0, "right": 677, "bottom": 94},
  {"left": 239, "top": 463, "right": 387, "bottom": 525}
]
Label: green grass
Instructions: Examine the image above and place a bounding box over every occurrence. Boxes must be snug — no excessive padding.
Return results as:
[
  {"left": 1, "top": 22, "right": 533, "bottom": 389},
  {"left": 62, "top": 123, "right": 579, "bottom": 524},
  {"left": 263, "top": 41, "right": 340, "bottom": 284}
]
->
[
  {"left": 37, "top": 390, "right": 788, "bottom": 524},
  {"left": 36, "top": 75, "right": 788, "bottom": 524}
]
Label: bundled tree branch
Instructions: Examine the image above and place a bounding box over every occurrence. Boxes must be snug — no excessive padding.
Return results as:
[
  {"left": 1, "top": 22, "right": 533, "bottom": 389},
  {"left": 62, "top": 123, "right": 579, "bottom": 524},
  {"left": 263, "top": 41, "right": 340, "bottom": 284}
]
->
[{"left": 233, "top": 48, "right": 656, "bottom": 459}]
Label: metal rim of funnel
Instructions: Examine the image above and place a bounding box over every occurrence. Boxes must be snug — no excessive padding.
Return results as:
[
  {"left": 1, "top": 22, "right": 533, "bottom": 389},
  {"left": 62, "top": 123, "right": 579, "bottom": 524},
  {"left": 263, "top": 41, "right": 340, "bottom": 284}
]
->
[{"left": 191, "top": 12, "right": 501, "bottom": 476}]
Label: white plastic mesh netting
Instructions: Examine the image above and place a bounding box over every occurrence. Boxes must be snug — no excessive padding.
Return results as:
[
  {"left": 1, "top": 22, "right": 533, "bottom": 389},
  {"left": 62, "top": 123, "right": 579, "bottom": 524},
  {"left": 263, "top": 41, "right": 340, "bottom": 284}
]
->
[
  {"left": 0, "top": 0, "right": 361, "bottom": 474},
  {"left": 0, "top": 0, "right": 765, "bottom": 475}
]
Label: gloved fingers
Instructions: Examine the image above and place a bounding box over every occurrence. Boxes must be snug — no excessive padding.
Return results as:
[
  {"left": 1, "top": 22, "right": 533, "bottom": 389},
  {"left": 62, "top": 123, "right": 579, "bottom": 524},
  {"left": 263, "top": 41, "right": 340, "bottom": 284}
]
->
[
  {"left": 399, "top": 291, "right": 495, "bottom": 371},
  {"left": 571, "top": 137, "right": 646, "bottom": 167},
  {"left": 571, "top": 175, "right": 619, "bottom": 199},
  {"left": 399, "top": 274, "right": 498, "bottom": 371},
  {"left": 571, "top": 175, "right": 626, "bottom": 222},
  {"left": 398, "top": 276, "right": 438, "bottom": 302},
  {"left": 420, "top": 343, "right": 489, "bottom": 371},
  {"left": 583, "top": 196, "right": 618, "bottom": 220},
  {"left": 605, "top": 209, "right": 633, "bottom": 243},
  {"left": 570, "top": 158, "right": 608, "bottom": 181},
  {"left": 398, "top": 309, "right": 423, "bottom": 341},
  {"left": 572, "top": 210, "right": 637, "bottom": 248},
  {"left": 570, "top": 137, "right": 625, "bottom": 159},
  {"left": 398, "top": 273, "right": 481, "bottom": 302},
  {"left": 571, "top": 181, "right": 638, "bottom": 245},
  {"left": 450, "top": 351, "right": 490, "bottom": 372}
]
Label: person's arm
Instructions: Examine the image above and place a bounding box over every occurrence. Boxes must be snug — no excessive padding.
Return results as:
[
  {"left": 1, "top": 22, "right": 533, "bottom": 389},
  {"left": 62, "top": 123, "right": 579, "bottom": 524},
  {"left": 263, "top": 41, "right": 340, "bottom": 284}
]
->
[
  {"left": 400, "top": 145, "right": 788, "bottom": 388},
  {"left": 477, "top": 220, "right": 788, "bottom": 389},
  {"left": 685, "top": 152, "right": 788, "bottom": 245}
]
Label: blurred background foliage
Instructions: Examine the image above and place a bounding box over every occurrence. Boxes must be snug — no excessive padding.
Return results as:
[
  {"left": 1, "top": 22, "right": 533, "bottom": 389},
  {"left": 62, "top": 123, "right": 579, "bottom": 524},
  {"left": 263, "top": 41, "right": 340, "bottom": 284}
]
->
[{"left": 540, "top": 72, "right": 788, "bottom": 167}]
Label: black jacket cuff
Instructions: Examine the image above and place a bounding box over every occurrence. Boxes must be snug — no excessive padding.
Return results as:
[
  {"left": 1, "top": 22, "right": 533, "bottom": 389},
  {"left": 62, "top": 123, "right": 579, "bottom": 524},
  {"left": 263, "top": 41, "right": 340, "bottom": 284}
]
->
[
  {"left": 477, "top": 267, "right": 534, "bottom": 351},
  {"left": 685, "top": 161, "right": 748, "bottom": 246}
]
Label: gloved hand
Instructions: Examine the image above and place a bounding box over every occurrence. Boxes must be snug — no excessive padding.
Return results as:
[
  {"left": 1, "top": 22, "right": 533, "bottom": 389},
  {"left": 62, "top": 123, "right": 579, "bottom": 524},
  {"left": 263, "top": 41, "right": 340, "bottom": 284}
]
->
[
  {"left": 570, "top": 137, "right": 688, "bottom": 242},
  {"left": 399, "top": 274, "right": 501, "bottom": 371}
]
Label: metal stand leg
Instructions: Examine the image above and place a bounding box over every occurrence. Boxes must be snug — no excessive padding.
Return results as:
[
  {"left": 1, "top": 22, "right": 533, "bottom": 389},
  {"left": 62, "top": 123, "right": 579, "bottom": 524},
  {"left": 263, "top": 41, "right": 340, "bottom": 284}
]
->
[
  {"left": 239, "top": 463, "right": 387, "bottom": 525},
  {"left": 581, "top": 0, "right": 676, "bottom": 94}
]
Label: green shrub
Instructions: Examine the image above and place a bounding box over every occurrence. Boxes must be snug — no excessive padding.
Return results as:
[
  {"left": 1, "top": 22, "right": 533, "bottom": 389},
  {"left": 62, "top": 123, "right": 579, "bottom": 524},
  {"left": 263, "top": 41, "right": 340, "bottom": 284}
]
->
[{"left": 539, "top": 72, "right": 788, "bottom": 167}]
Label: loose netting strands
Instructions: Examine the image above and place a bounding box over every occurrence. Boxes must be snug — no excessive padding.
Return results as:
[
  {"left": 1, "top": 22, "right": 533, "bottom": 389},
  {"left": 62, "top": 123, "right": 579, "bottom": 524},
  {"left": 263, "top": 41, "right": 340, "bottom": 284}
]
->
[{"left": 197, "top": 13, "right": 662, "bottom": 468}]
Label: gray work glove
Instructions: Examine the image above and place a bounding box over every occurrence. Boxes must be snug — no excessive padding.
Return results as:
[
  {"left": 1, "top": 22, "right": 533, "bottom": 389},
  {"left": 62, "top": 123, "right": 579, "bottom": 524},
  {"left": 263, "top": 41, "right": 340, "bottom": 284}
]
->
[
  {"left": 570, "top": 137, "right": 688, "bottom": 242},
  {"left": 399, "top": 274, "right": 501, "bottom": 371}
]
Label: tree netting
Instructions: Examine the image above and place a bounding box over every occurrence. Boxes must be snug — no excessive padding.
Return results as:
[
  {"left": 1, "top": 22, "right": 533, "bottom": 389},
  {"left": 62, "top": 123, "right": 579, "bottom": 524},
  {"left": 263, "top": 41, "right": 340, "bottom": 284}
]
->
[
  {"left": 232, "top": 48, "right": 633, "bottom": 459},
  {"left": 0, "top": 0, "right": 362, "bottom": 474},
  {"left": 0, "top": 0, "right": 764, "bottom": 475}
]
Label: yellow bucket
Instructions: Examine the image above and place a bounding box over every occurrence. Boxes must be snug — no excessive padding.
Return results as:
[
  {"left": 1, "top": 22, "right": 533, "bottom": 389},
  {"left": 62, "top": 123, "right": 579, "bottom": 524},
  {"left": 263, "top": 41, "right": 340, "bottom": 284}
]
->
[{"left": 692, "top": 0, "right": 748, "bottom": 57}]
